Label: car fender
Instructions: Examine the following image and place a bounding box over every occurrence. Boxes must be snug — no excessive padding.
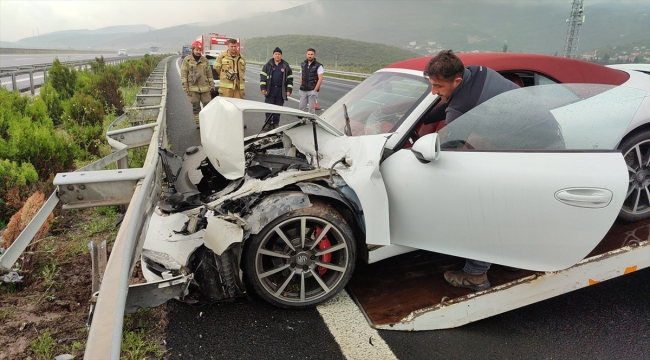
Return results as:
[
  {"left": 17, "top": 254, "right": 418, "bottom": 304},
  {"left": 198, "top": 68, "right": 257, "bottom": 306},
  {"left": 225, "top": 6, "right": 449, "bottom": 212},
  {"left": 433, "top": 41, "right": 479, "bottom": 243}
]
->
[{"left": 244, "top": 192, "right": 312, "bottom": 235}]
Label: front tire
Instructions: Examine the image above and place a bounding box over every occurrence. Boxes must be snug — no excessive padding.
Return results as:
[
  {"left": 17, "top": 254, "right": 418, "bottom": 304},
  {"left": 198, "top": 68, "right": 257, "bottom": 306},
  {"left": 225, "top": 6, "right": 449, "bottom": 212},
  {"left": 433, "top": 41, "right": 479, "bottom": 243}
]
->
[
  {"left": 619, "top": 131, "right": 650, "bottom": 221},
  {"left": 243, "top": 201, "right": 356, "bottom": 308}
]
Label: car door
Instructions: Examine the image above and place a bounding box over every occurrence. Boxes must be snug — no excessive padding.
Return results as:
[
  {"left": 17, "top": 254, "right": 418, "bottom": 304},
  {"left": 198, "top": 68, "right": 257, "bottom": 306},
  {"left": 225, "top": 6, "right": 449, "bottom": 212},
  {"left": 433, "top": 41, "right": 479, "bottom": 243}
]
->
[{"left": 380, "top": 84, "right": 647, "bottom": 271}]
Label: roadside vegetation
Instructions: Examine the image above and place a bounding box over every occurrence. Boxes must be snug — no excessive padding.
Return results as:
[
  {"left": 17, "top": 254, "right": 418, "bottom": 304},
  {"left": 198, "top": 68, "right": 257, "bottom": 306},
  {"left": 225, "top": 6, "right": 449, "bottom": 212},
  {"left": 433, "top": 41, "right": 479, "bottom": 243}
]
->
[{"left": 0, "top": 54, "right": 167, "bottom": 359}]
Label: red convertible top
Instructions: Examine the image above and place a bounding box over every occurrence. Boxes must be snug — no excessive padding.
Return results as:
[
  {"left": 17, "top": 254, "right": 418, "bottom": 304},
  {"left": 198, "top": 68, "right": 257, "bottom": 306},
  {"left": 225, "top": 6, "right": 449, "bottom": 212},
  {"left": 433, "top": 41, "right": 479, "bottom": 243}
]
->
[{"left": 386, "top": 53, "right": 629, "bottom": 85}]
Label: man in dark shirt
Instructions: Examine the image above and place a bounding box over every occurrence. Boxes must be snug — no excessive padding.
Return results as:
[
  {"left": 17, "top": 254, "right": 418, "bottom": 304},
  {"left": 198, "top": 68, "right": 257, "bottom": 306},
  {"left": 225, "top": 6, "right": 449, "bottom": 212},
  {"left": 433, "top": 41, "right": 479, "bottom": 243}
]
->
[
  {"left": 423, "top": 50, "right": 519, "bottom": 291},
  {"left": 260, "top": 47, "right": 294, "bottom": 131}
]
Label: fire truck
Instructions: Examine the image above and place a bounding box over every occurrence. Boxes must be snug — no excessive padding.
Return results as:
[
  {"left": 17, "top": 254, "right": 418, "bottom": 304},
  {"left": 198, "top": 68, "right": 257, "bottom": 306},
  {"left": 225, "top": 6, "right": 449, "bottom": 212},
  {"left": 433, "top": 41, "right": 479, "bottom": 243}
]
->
[{"left": 195, "top": 33, "right": 241, "bottom": 80}]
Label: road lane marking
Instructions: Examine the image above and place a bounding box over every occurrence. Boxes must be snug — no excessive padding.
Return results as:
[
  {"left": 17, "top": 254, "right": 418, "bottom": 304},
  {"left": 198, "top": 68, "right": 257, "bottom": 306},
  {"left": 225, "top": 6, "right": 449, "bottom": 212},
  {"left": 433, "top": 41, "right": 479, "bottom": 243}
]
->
[{"left": 317, "top": 291, "right": 397, "bottom": 360}]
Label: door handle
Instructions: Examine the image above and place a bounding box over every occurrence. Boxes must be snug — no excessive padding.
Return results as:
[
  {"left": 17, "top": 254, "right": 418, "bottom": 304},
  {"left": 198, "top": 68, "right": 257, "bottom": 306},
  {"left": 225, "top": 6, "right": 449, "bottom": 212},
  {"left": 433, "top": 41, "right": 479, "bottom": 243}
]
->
[{"left": 555, "top": 188, "right": 613, "bottom": 208}]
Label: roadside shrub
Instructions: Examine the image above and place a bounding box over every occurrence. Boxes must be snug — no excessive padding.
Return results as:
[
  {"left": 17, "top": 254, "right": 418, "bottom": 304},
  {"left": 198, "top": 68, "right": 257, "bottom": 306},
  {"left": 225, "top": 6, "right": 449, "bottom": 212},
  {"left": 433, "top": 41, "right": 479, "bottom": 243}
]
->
[
  {"left": 65, "top": 122, "right": 103, "bottom": 156},
  {"left": 0, "top": 159, "right": 38, "bottom": 228},
  {"left": 48, "top": 58, "right": 76, "bottom": 100},
  {"left": 64, "top": 93, "right": 104, "bottom": 127},
  {"left": 120, "top": 63, "right": 138, "bottom": 86},
  {"left": 91, "top": 66, "right": 124, "bottom": 114},
  {"left": 0, "top": 88, "right": 76, "bottom": 180},
  {"left": 1, "top": 117, "right": 77, "bottom": 179},
  {"left": 89, "top": 55, "right": 106, "bottom": 74},
  {"left": 39, "top": 83, "right": 64, "bottom": 125}
]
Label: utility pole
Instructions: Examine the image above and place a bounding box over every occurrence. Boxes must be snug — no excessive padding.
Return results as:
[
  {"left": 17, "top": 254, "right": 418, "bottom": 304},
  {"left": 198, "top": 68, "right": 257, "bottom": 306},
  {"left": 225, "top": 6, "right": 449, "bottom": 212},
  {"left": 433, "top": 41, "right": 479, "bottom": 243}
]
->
[
  {"left": 333, "top": 52, "right": 343, "bottom": 70},
  {"left": 563, "top": 0, "right": 585, "bottom": 59}
]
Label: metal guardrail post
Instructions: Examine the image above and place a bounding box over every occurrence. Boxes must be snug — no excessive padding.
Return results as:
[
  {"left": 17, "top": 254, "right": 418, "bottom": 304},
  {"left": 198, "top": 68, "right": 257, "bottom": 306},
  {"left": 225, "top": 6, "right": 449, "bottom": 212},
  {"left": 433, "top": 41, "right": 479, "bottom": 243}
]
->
[
  {"left": 29, "top": 71, "right": 35, "bottom": 95},
  {"left": 11, "top": 73, "right": 17, "bottom": 91}
]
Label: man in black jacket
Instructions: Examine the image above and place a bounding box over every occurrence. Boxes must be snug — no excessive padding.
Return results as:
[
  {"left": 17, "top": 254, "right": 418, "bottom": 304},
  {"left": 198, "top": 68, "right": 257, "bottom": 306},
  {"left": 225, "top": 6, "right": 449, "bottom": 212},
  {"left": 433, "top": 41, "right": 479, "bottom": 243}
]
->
[
  {"left": 299, "top": 48, "right": 324, "bottom": 114},
  {"left": 260, "top": 47, "right": 293, "bottom": 130},
  {"left": 424, "top": 50, "right": 519, "bottom": 292}
]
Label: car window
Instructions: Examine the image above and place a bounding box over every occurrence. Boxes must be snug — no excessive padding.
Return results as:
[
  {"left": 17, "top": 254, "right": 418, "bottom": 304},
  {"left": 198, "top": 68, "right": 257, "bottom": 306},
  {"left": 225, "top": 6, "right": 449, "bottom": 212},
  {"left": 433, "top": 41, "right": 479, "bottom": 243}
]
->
[
  {"left": 438, "top": 84, "right": 647, "bottom": 151},
  {"left": 320, "top": 72, "right": 430, "bottom": 136}
]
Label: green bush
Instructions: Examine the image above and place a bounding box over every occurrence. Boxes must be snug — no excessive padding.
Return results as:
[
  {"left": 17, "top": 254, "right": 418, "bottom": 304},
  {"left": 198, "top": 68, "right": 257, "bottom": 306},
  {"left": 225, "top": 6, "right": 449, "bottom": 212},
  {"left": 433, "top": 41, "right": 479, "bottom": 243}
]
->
[
  {"left": 48, "top": 59, "right": 77, "bottom": 100},
  {"left": 39, "top": 83, "right": 64, "bottom": 126},
  {"left": 89, "top": 56, "right": 106, "bottom": 74},
  {"left": 65, "top": 122, "right": 103, "bottom": 157},
  {"left": 64, "top": 93, "right": 104, "bottom": 127},
  {"left": 0, "top": 88, "right": 77, "bottom": 179},
  {"left": 91, "top": 66, "right": 124, "bottom": 114}
]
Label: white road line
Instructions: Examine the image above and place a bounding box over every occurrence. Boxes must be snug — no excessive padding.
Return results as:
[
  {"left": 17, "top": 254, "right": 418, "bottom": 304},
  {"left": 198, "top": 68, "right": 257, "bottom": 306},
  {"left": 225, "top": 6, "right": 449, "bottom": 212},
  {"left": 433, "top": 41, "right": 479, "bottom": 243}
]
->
[
  {"left": 176, "top": 57, "right": 181, "bottom": 76},
  {"left": 317, "top": 291, "right": 397, "bottom": 360}
]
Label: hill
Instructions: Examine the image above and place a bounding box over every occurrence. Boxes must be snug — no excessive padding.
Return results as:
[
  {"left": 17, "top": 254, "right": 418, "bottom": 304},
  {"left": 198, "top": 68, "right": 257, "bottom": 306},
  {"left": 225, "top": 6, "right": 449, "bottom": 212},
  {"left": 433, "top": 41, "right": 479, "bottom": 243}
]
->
[{"left": 242, "top": 35, "right": 419, "bottom": 70}]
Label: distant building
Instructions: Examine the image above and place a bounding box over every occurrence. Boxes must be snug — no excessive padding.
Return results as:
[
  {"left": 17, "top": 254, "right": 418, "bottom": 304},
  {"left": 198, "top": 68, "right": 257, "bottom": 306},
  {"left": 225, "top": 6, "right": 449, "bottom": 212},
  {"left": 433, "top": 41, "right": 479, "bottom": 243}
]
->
[{"left": 409, "top": 41, "right": 416, "bottom": 46}]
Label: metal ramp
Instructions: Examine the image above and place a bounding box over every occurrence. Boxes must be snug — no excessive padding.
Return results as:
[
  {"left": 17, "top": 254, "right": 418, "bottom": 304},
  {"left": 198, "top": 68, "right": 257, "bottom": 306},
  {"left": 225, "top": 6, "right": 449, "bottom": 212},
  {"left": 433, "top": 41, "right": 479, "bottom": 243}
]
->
[{"left": 347, "top": 220, "right": 650, "bottom": 330}]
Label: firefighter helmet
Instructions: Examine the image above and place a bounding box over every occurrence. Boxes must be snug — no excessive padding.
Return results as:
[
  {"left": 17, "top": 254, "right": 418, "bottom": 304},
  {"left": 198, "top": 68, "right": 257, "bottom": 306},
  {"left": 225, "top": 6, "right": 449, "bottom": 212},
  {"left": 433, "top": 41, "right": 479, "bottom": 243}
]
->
[{"left": 192, "top": 40, "right": 202, "bottom": 49}]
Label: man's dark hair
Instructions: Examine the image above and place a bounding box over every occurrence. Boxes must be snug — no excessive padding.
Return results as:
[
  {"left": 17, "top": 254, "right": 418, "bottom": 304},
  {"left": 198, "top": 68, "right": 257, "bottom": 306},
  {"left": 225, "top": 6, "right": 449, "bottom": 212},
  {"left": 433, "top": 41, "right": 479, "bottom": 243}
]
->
[
  {"left": 423, "top": 50, "right": 464, "bottom": 80},
  {"left": 227, "top": 38, "right": 238, "bottom": 45},
  {"left": 307, "top": 48, "right": 316, "bottom": 53}
]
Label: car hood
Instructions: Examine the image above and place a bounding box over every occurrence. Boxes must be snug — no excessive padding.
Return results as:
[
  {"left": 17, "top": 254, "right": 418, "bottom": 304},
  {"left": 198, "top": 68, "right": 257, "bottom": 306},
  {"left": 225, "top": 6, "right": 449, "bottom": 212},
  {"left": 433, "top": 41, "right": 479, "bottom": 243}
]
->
[
  {"left": 199, "top": 97, "right": 344, "bottom": 179},
  {"left": 199, "top": 97, "right": 394, "bottom": 246}
]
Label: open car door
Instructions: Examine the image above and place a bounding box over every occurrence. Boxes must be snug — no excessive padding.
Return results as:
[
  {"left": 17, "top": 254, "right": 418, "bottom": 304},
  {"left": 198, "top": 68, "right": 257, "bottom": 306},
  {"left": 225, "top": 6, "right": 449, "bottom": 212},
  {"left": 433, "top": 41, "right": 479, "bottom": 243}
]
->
[{"left": 381, "top": 84, "right": 647, "bottom": 271}]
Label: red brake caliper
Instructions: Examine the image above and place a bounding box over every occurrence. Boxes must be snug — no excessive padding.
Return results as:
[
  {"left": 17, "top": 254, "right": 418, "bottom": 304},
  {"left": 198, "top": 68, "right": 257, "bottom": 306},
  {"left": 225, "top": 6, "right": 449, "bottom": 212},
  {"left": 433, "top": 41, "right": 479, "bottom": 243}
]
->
[{"left": 314, "top": 226, "right": 331, "bottom": 276}]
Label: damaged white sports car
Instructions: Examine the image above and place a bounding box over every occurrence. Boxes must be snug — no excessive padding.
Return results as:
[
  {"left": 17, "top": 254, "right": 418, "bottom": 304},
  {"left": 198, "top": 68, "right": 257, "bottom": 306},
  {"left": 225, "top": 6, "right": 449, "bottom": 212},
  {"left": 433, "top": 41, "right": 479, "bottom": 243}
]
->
[{"left": 142, "top": 74, "right": 646, "bottom": 308}]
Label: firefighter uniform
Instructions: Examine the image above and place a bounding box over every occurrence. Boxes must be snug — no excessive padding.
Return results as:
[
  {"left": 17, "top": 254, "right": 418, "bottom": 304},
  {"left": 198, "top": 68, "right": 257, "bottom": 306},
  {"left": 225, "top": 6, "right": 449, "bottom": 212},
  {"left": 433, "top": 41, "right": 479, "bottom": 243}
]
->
[
  {"left": 181, "top": 54, "right": 214, "bottom": 126},
  {"left": 214, "top": 51, "right": 246, "bottom": 98}
]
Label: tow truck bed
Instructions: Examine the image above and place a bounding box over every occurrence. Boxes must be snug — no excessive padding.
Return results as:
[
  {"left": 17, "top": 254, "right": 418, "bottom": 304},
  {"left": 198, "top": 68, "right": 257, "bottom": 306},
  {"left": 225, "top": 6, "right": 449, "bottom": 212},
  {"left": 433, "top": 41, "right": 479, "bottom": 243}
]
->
[{"left": 347, "top": 220, "right": 650, "bottom": 330}]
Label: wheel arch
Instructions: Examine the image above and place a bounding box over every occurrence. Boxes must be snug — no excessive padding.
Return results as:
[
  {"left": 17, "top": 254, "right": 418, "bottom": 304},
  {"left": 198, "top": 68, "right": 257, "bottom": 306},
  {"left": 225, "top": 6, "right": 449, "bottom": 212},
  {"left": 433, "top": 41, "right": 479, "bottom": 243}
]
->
[
  {"left": 243, "top": 183, "right": 368, "bottom": 263},
  {"left": 619, "top": 123, "right": 650, "bottom": 149}
]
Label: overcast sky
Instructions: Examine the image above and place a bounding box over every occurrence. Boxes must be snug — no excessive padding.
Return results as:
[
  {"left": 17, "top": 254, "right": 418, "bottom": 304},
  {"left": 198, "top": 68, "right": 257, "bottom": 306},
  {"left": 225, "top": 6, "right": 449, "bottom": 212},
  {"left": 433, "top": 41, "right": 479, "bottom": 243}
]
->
[
  {"left": 1, "top": 0, "right": 647, "bottom": 43},
  {"left": 0, "top": 0, "right": 311, "bottom": 42}
]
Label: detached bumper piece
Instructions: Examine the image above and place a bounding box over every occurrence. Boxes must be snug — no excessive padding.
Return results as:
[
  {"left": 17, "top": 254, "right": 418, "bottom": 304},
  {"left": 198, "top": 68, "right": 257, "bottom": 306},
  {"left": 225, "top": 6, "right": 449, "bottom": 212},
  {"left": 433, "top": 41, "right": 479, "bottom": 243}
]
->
[
  {"left": 188, "top": 246, "right": 245, "bottom": 302},
  {"left": 125, "top": 274, "right": 192, "bottom": 314}
]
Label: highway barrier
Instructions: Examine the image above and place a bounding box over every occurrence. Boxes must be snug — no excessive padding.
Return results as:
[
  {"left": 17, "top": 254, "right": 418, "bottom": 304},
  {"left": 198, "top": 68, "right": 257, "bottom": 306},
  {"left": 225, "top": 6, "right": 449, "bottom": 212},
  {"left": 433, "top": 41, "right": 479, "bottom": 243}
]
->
[
  {"left": 0, "top": 55, "right": 141, "bottom": 94},
  {"left": 0, "top": 47, "right": 109, "bottom": 55}
]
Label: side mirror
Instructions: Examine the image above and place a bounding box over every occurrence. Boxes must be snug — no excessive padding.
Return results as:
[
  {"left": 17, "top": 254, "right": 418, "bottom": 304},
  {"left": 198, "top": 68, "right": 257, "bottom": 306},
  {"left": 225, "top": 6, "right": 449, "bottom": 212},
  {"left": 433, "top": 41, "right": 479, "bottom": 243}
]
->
[{"left": 411, "top": 133, "right": 441, "bottom": 163}]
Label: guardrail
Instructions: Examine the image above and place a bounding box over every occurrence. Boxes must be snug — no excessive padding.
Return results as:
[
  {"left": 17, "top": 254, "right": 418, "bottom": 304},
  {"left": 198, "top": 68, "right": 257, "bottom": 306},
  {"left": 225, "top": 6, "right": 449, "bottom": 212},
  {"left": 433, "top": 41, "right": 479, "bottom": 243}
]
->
[
  {"left": 0, "top": 47, "right": 109, "bottom": 55},
  {"left": 247, "top": 60, "right": 371, "bottom": 79},
  {"left": 0, "top": 56, "right": 170, "bottom": 359},
  {"left": 0, "top": 55, "right": 142, "bottom": 94}
]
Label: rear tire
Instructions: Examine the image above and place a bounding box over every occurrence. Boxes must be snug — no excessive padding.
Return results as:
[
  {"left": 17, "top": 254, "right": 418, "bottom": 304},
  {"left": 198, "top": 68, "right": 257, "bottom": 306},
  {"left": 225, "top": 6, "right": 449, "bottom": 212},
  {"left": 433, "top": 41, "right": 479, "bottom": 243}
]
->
[
  {"left": 243, "top": 201, "right": 356, "bottom": 309},
  {"left": 618, "top": 130, "right": 650, "bottom": 221}
]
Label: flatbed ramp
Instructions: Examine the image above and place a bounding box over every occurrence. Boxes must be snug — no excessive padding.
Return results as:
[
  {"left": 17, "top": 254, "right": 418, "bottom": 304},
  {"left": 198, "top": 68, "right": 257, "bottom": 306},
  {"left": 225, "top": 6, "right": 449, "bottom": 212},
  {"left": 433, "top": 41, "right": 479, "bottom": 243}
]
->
[{"left": 347, "top": 220, "right": 650, "bottom": 330}]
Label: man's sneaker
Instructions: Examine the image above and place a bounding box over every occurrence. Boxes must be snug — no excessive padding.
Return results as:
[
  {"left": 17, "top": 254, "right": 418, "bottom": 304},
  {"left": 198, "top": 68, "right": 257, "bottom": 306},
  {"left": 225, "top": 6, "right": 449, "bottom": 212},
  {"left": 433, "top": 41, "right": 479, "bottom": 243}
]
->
[
  {"left": 444, "top": 270, "right": 490, "bottom": 291},
  {"left": 272, "top": 123, "right": 280, "bottom": 129},
  {"left": 262, "top": 123, "right": 274, "bottom": 131}
]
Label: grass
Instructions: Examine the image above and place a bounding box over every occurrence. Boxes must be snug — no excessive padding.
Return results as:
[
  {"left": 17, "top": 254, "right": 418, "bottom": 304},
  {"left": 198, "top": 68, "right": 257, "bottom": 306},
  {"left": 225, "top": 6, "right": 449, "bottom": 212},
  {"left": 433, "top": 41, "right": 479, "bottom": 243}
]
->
[
  {"left": 29, "top": 329, "right": 57, "bottom": 360},
  {"left": 121, "top": 308, "right": 165, "bottom": 359}
]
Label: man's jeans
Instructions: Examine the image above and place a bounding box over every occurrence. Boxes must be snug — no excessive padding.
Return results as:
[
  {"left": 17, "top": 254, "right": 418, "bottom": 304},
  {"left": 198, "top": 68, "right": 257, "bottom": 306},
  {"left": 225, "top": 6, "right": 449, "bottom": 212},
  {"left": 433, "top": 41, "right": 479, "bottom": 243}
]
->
[
  {"left": 299, "top": 90, "right": 318, "bottom": 114},
  {"left": 463, "top": 259, "right": 491, "bottom": 275}
]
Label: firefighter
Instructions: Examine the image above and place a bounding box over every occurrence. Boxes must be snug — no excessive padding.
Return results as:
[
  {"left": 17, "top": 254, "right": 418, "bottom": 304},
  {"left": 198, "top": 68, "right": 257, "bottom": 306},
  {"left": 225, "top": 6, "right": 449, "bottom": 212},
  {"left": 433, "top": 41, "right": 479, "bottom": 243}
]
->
[
  {"left": 181, "top": 40, "right": 214, "bottom": 128},
  {"left": 213, "top": 38, "right": 246, "bottom": 98}
]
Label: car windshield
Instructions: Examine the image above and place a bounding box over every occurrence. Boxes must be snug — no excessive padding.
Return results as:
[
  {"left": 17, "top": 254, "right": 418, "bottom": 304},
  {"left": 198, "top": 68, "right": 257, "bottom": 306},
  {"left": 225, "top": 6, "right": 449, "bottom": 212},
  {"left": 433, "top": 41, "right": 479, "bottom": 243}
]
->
[
  {"left": 438, "top": 84, "right": 647, "bottom": 151},
  {"left": 319, "top": 71, "right": 430, "bottom": 136}
]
